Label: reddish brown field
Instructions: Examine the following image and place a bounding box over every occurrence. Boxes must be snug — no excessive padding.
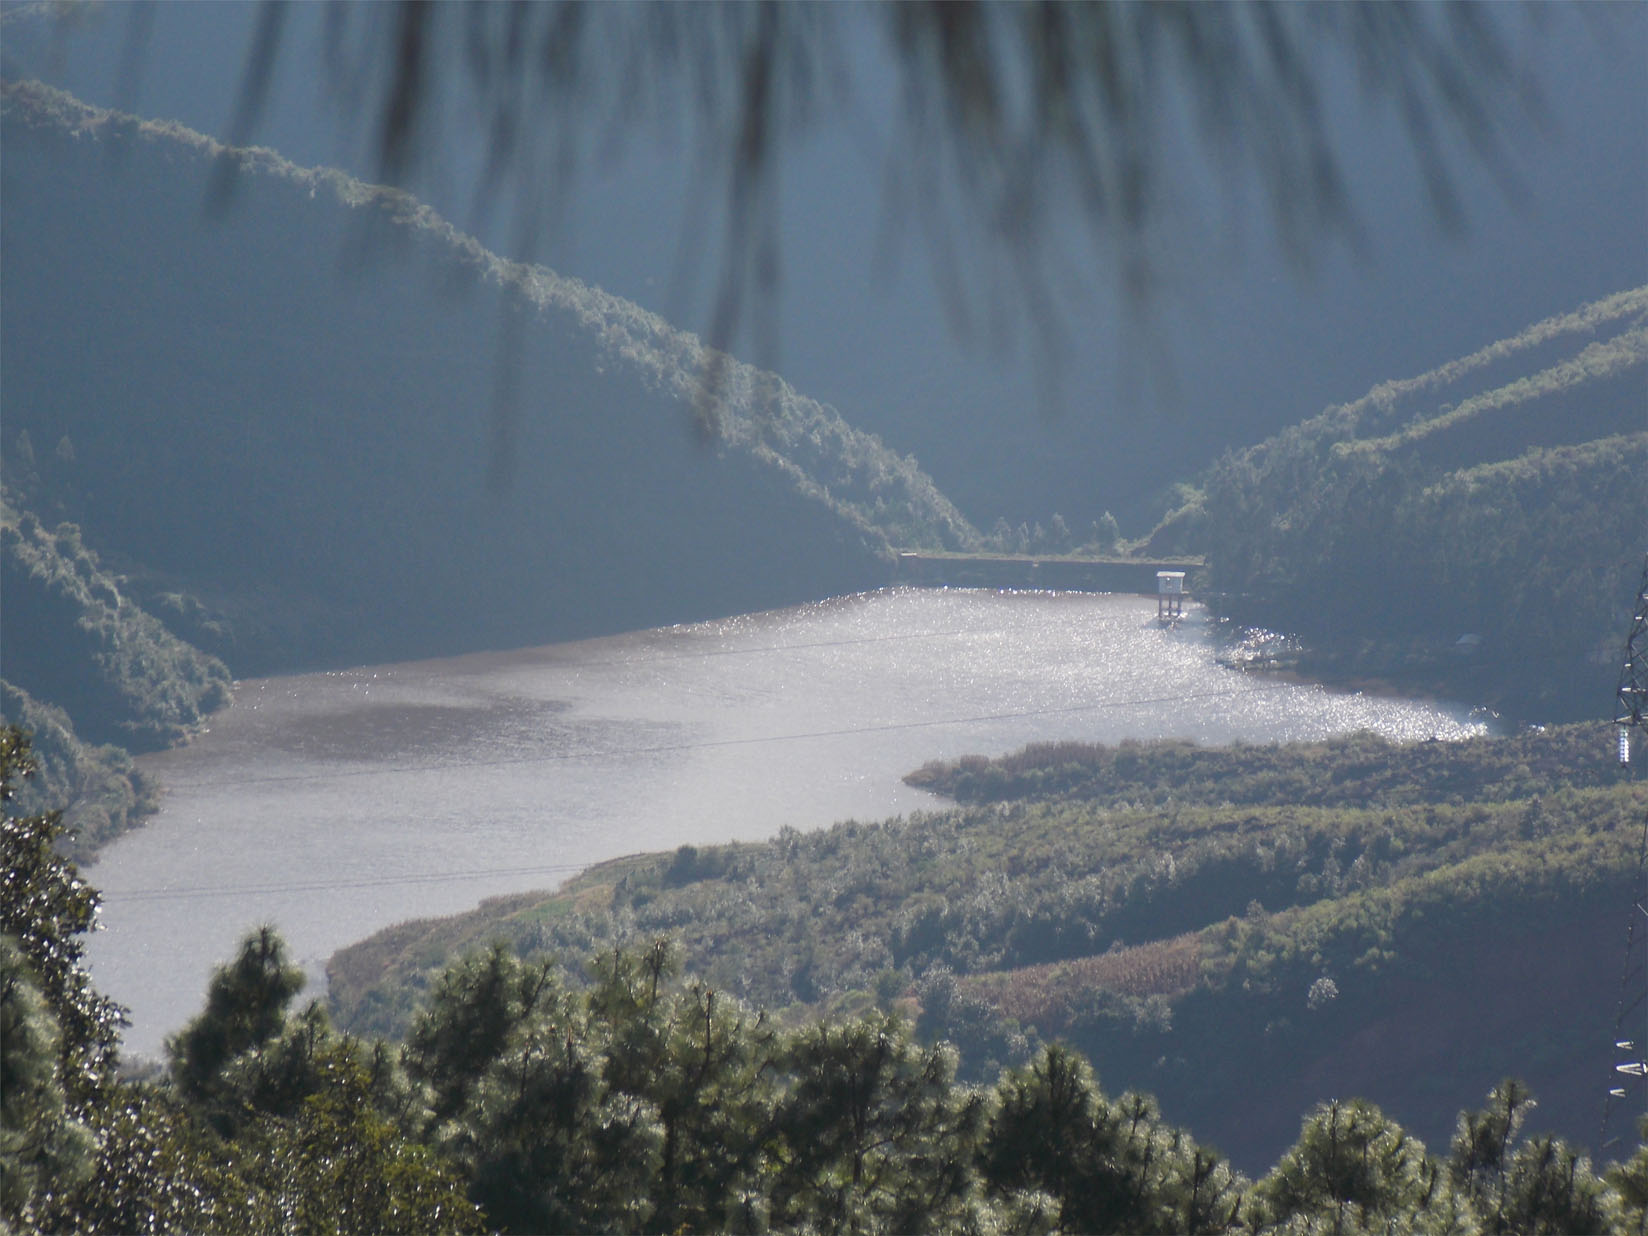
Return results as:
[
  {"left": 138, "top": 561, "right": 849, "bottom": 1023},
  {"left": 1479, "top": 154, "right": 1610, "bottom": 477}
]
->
[{"left": 963, "top": 932, "right": 1203, "bottom": 1035}]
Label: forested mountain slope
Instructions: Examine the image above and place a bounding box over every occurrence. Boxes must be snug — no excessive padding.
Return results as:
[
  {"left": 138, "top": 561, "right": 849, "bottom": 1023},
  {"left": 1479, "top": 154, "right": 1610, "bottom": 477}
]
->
[
  {"left": 328, "top": 722, "right": 1643, "bottom": 1174},
  {"left": 0, "top": 80, "right": 977, "bottom": 679},
  {"left": 1153, "top": 289, "right": 1647, "bottom": 721},
  {"left": 0, "top": 495, "right": 231, "bottom": 750},
  {"left": 0, "top": 681, "right": 155, "bottom": 864},
  {"left": 0, "top": 489, "right": 226, "bottom": 856},
  {"left": 10, "top": 717, "right": 1639, "bottom": 1233}
]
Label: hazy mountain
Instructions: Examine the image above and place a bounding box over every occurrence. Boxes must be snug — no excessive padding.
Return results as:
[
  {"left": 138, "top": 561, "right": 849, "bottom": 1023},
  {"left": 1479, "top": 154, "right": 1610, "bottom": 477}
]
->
[
  {"left": 4, "top": 4, "right": 1640, "bottom": 534},
  {"left": 0, "top": 80, "right": 977, "bottom": 678}
]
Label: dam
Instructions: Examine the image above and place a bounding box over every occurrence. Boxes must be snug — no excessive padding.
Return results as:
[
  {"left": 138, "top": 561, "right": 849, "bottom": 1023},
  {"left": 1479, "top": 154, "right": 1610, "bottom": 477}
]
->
[{"left": 892, "top": 552, "right": 1203, "bottom": 594}]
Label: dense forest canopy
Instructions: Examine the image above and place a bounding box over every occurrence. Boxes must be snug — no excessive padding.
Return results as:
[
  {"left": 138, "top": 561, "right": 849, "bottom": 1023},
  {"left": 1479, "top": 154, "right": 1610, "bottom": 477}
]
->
[
  {"left": 1164, "top": 287, "right": 1647, "bottom": 722},
  {"left": 5, "top": 727, "right": 1646, "bottom": 1233},
  {"left": 330, "top": 720, "right": 1645, "bottom": 1174}
]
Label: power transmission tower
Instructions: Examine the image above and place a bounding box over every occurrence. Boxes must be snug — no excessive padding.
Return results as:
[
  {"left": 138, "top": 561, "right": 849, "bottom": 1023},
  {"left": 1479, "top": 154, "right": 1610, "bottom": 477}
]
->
[
  {"left": 1619, "top": 554, "right": 1648, "bottom": 757},
  {"left": 1602, "top": 552, "right": 1648, "bottom": 1150}
]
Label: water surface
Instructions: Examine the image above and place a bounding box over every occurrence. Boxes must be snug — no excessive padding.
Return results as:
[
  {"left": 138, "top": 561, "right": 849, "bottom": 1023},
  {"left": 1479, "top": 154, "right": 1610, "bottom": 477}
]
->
[{"left": 88, "top": 589, "right": 1484, "bottom": 1056}]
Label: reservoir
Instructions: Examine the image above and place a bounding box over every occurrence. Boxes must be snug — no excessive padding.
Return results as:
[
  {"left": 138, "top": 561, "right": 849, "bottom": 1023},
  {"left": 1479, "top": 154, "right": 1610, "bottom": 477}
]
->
[{"left": 87, "top": 588, "right": 1486, "bottom": 1058}]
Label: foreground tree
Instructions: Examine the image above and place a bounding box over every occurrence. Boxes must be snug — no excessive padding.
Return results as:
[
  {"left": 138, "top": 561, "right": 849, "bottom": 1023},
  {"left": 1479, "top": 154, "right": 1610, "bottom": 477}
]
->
[
  {"left": 980, "top": 1043, "right": 1245, "bottom": 1234},
  {"left": 1448, "top": 1078, "right": 1536, "bottom": 1232},
  {"left": 0, "top": 930, "right": 95, "bottom": 1225},
  {"left": 1250, "top": 1097, "right": 1469, "bottom": 1235},
  {"left": 770, "top": 1010, "right": 992, "bottom": 1234},
  {"left": 588, "top": 941, "right": 778, "bottom": 1233},
  {"left": 462, "top": 1010, "right": 659, "bottom": 1235},
  {"left": 0, "top": 725, "right": 113, "bottom": 1229},
  {"left": 156, "top": 928, "right": 483, "bottom": 1234},
  {"left": 403, "top": 941, "right": 666, "bottom": 1233},
  {"left": 1449, "top": 1080, "right": 1619, "bottom": 1236},
  {"left": 167, "top": 924, "right": 305, "bottom": 1121},
  {"left": 0, "top": 725, "right": 123, "bottom": 1096},
  {"left": 241, "top": 1038, "right": 483, "bottom": 1236},
  {"left": 1607, "top": 1116, "right": 1648, "bottom": 1235},
  {"left": 402, "top": 941, "right": 564, "bottom": 1132}
]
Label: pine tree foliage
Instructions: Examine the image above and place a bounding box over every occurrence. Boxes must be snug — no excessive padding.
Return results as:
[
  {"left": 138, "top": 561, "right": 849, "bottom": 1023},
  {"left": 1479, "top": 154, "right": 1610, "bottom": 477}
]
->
[
  {"left": 1607, "top": 1118, "right": 1648, "bottom": 1236},
  {"left": 0, "top": 726, "right": 124, "bottom": 1095},
  {"left": 166, "top": 924, "right": 305, "bottom": 1117},
  {"left": 589, "top": 942, "right": 778, "bottom": 1233},
  {"left": 0, "top": 931, "right": 95, "bottom": 1224},
  {"left": 981, "top": 1045, "right": 1244, "bottom": 1234},
  {"left": 462, "top": 1016, "right": 660, "bottom": 1235},
  {"left": 5, "top": 723, "right": 1646, "bottom": 1233},
  {"left": 771, "top": 1012, "right": 989, "bottom": 1234},
  {"left": 1251, "top": 1098, "right": 1464, "bottom": 1235},
  {"left": 1448, "top": 1078, "right": 1536, "bottom": 1231},
  {"left": 1497, "top": 1134, "right": 1616, "bottom": 1236},
  {"left": 403, "top": 941, "right": 564, "bottom": 1131}
]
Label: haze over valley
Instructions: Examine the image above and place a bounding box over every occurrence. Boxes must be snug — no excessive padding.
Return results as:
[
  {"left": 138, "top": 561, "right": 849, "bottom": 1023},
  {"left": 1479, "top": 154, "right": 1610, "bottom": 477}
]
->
[{"left": 2, "top": 6, "right": 1646, "bottom": 1231}]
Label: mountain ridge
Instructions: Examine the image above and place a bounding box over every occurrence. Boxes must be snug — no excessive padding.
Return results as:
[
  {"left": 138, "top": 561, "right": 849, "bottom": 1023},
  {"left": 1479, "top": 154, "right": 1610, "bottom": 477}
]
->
[
  {"left": 0, "top": 78, "right": 979, "bottom": 852},
  {"left": 1157, "top": 283, "right": 1648, "bottom": 721},
  {"left": 0, "top": 77, "right": 977, "bottom": 678}
]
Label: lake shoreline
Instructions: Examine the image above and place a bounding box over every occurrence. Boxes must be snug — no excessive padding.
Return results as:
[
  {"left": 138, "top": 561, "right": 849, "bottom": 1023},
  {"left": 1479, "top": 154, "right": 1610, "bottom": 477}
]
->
[{"left": 86, "top": 590, "right": 1485, "bottom": 1059}]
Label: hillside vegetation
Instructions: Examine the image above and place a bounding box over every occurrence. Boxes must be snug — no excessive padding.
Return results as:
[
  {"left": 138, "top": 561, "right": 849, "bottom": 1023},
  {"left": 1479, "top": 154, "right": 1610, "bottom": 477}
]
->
[
  {"left": 0, "top": 479, "right": 229, "bottom": 853},
  {"left": 8, "top": 726, "right": 1643, "bottom": 1235},
  {"left": 0, "top": 80, "right": 976, "bottom": 678},
  {"left": 1153, "top": 288, "right": 1647, "bottom": 721},
  {"left": 0, "top": 494, "right": 231, "bottom": 751},
  {"left": 0, "top": 681, "right": 157, "bottom": 864},
  {"left": 327, "top": 721, "right": 1643, "bottom": 1172},
  {"left": 0, "top": 79, "right": 981, "bottom": 854}
]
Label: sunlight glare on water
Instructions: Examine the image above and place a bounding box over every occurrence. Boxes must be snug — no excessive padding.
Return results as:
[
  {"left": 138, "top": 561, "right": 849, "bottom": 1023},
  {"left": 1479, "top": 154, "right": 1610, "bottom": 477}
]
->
[{"left": 87, "top": 588, "right": 1484, "bottom": 1056}]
